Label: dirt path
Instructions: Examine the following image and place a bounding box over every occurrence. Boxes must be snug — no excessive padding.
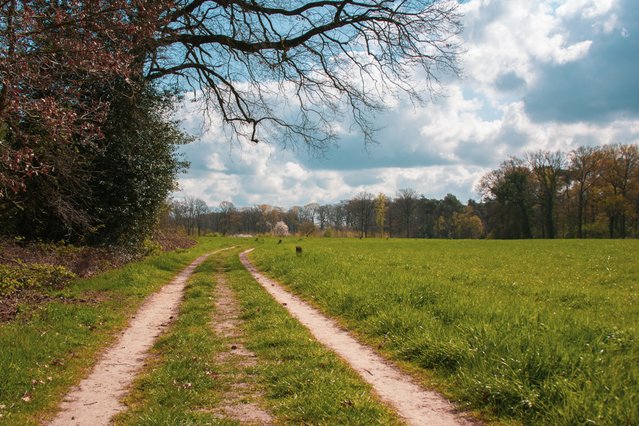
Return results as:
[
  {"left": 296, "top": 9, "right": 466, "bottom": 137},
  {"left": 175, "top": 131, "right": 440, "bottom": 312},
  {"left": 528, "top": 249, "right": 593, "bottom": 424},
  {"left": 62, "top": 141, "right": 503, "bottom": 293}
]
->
[
  {"left": 240, "top": 249, "right": 474, "bottom": 426},
  {"left": 209, "top": 274, "right": 273, "bottom": 424},
  {"left": 49, "top": 249, "right": 231, "bottom": 426}
]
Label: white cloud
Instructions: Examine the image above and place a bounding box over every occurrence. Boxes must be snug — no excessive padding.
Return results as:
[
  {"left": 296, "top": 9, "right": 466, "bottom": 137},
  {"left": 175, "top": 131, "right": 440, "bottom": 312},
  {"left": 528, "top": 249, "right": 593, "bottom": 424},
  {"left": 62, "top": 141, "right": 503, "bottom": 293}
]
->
[
  {"left": 460, "top": 0, "right": 620, "bottom": 96},
  {"left": 556, "top": 0, "right": 616, "bottom": 19}
]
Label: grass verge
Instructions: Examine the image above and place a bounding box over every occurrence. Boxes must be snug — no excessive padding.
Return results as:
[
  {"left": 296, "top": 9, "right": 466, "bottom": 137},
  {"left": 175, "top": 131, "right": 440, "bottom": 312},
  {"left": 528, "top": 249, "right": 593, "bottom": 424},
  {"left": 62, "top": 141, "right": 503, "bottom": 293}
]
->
[
  {"left": 0, "top": 237, "right": 240, "bottom": 425},
  {"left": 116, "top": 247, "right": 400, "bottom": 425}
]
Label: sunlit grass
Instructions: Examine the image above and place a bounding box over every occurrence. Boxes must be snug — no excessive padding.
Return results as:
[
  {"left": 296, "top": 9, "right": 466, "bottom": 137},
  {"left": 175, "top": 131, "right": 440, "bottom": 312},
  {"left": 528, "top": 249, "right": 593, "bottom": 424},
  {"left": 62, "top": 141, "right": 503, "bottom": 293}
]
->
[
  {"left": 251, "top": 238, "right": 639, "bottom": 425},
  {"left": 226, "top": 249, "right": 401, "bottom": 424},
  {"left": 114, "top": 258, "right": 229, "bottom": 425}
]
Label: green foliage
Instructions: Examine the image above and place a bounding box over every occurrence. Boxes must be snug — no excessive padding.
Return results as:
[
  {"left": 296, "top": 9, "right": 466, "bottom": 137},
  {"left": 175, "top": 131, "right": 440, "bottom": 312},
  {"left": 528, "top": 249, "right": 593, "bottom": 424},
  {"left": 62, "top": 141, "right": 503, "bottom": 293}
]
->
[
  {"left": 0, "top": 262, "right": 76, "bottom": 296},
  {"left": 87, "top": 84, "right": 191, "bottom": 246},
  {"left": 252, "top": 238, "right": 639, "bottom": 424},
  {"left": 0, "top": 83, "right": 190, "bottom": 247},
  {"left": 141, "top": 239, "right": 163, "bottom": 257}
]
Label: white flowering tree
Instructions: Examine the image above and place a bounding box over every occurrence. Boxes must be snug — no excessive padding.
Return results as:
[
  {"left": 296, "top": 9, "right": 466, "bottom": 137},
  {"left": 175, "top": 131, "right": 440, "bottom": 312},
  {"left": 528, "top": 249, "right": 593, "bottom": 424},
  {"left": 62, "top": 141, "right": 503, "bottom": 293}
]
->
[{"left": 273, "top": 221, "right": 289, "bottom": 237}]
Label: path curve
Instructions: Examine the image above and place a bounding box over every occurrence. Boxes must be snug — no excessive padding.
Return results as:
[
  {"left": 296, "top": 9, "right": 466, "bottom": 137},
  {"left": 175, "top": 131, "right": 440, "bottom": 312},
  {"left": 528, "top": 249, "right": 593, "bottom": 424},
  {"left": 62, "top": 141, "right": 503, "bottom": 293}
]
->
[
  {"left": 240, "top": 249, "right": 474, "bottom": 426},
  {"left": 50, "top": 248, "right": 233, "bottom": 426}
]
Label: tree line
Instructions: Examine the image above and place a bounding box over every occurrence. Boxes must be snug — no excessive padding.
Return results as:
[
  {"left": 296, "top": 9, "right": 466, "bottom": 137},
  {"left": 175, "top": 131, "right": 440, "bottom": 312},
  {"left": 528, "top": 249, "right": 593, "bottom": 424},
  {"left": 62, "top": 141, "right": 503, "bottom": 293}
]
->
[{"left": 171, "top": 143, "right": 639, "bottom": 239}]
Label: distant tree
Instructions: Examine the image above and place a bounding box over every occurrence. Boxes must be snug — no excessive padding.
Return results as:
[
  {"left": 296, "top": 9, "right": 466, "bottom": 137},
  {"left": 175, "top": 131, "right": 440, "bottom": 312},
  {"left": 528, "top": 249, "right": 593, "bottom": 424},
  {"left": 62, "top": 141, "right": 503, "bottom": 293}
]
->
[
  {"left": 599, "top": 144, "right": 639, "bottom": 238},
  {"left": 434, "top": 194, "right": 464, "bottom": 238},
  {"left": 218, "top": 201, "right": 238, "bottom": 235},
  {"left": 414, "top": 197, "right": 439, "bottom": 238},
  {"left": 526, "top": 150, "right": 566, "bottom": 238},
  {"left": 329, "top": 202, "right": 348, "bottom": 232},
  {"left": 479, "top": 160, "right": 534, "bottom": 239},
  {"left": 299, "top": 203, "right": 319, "bottom": 234},
  {"left": 396, "top": 189, "right": 419, "bottom": 238},
  {"left": 374, "top": 194, "right": 388, "bottom": 237},
  {"left": 452, "top": 207, "right": 484, "bottom": 239},
  {"left": 273, "top": 221, "right": 289, "bottom": 237},
  {"left": 569, "top": 146, "right": 603, "bottom": 238},
  {"left": 170, "top": 199, "right": 189, "bottom": 232},
  {"left": 317, "top": 205, "right": 331, "bottom": 231},
  {"left": 348, "top": 192, "right": 375, "bottom": 238},
  {"left": 193, "top": 199, "right": 209, "bottom": 236},
  {"left": 286, "top": 207, "right": 302, "bottom": 234}
]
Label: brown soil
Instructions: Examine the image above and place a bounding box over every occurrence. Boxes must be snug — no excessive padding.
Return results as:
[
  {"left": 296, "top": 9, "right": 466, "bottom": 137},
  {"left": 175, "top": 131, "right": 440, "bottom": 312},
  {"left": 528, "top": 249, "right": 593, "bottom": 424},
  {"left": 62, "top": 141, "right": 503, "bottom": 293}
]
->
[
  {"left": 0, "top": 233, "right": 196, "bottom": 323},
  {"left": 0, "top": 291, "right": 101, "bottom": 323},
  {"left": 48, "top": 250, "right": 228, "bottom": 426},
  {"left": 240, "top": 249, "right": 476, "bottom": 426},
  {"left": 210, "top": 273, "right": 273, "bottom": 424}
]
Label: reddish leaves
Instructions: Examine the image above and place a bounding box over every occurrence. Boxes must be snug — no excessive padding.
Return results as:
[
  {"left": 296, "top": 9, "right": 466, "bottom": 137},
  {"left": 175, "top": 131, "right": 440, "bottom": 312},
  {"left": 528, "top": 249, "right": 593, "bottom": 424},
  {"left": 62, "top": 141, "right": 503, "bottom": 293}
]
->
[{"left": 0, "top": 0, "right": 165, "bottom": 196}]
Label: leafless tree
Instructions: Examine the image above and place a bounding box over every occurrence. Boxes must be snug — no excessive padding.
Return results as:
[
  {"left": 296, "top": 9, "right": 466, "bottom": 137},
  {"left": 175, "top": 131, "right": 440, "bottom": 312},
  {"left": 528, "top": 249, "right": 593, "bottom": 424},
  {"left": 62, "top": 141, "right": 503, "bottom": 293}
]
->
[
  {"left": 348, "top": 191, "right": 375, "bottom": 237},
  {"left": 569, "top": 146, "right": 602, "bottom": 238},
  {"left": 193, "top": 198, "right": 209, "bottom": 235},
  {"left": 526, "top": 151, "right": 566, "bottom": 239},
  {"left": 396, "top": 188, "right": 419, "bottom": 238},
  {"left": 146, "top": 0, "right": 462, "bottom": 149},
  {"left": 317, "top": 204, "right": 331, "bottom": 230},
  {"left": 218, "top": 200, "right": 238, "bottom": 235}
]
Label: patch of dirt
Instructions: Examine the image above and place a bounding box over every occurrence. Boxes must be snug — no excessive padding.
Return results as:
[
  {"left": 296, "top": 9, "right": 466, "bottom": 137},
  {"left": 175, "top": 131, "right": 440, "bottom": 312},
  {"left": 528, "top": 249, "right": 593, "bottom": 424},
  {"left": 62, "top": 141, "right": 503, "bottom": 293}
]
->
[
  {"left": 0, "top": 291, "right": 102, "bottom": 323},
  {"left": 0, "top": 234, "right": 195, "bottom": 323},
  {"left": 210, "top": 274, "right": 273, "bottom": 425},
  {"left": 48, "top": 250, "right": 228, "bottom": 426},
  {"left": 240, "top": 249, "right": 477, "bottom": 426},
  {"left": 151, "top": 228, "right": 196, "bottom": 252}
]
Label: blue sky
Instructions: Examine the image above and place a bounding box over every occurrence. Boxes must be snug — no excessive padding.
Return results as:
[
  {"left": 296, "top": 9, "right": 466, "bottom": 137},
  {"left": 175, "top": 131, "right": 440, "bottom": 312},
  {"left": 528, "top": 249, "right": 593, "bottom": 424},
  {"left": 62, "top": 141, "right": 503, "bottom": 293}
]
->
[{"left": 175, "top": 0, "right": 639, "bottom": 209}]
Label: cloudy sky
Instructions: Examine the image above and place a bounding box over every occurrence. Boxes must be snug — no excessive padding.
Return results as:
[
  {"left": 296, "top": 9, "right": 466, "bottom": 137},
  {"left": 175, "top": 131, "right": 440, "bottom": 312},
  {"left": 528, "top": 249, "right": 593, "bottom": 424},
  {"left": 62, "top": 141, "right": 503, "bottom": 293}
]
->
[{"left": 175, "top": 0, "right": 639, "bottom": 209}]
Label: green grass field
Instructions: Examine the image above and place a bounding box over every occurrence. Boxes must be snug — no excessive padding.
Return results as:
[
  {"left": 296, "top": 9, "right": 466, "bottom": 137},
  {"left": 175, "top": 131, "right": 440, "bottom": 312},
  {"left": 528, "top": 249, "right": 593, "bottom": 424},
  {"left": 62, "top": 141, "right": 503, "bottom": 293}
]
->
[{"left": 251, "top": 238, "right": 639, "bottom": 425}]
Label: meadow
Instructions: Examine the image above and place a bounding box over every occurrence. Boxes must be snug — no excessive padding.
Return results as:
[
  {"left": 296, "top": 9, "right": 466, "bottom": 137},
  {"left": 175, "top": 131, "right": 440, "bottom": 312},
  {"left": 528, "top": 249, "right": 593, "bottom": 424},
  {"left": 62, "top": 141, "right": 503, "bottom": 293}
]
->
[{"left": 251, "top": 238, "right": 639, "bottom": 425}]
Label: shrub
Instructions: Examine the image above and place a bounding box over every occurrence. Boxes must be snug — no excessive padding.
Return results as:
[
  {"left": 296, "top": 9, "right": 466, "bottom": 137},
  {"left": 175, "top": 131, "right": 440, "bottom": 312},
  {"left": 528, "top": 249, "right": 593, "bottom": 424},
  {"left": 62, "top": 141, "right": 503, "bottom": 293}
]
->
[{"left": 0, "top": 262, "right": 76, "bottom": 296}]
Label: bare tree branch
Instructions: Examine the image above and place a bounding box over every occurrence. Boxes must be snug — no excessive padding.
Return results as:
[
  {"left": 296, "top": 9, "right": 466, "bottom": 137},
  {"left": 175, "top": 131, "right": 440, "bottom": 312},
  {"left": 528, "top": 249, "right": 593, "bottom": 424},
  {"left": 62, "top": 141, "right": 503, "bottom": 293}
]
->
[{"left": 147, "top": 0, "right": 462, "bottom": 148}]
